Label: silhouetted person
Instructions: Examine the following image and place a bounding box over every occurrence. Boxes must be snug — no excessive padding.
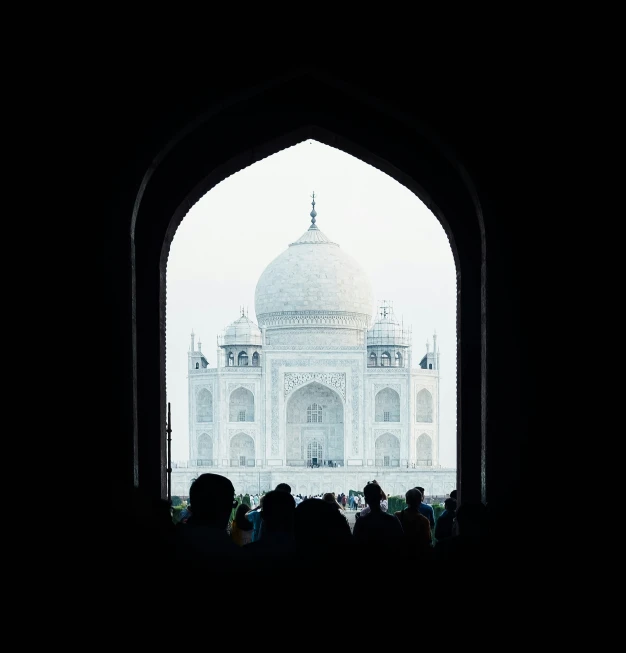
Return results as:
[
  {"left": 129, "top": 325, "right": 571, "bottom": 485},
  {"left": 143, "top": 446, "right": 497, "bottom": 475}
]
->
[
  {"left": 174, "top": 473, "right": 243, "bottom": 575},
  {"left": 434, "top": 501, "right": 489, "bottom": 563},
  {"left": 395, "top": 488, "right": 432, "bottom": 560},
  {"left": 353, "top": 482, "right": 404, "bottom": 559},
  {"left": 230, "top": 503, "right": 254, "bottom": 547},
  {"left": 244, "top": 490, "right": 296, "bottom": 575},
  {"left": 415, "top": 486, "right": 435, "bottom": 529},
  {"left": 245, "top": 496, "right": 264, "bottom": 542},
  {"left": 275, "top": 483, "right": 292, "bottom": 493},
  {"left": 294, "top": 498, "right": 353, "bottom": 566},
  {"left": 434, "top": 497, "right": 457, "bottom": 542}
]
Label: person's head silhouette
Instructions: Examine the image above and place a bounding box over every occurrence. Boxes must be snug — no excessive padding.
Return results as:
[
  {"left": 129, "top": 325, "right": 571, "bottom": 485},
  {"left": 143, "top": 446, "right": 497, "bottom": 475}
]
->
[
  {"left": 364, "top": 482, "right": 383, "bottom": 510},
  {"left": 260, "top": 490, "right": 295, "bottom": 533},
  {"left": 405, "top": 487, "right": 423, "bottom": 508},
  {"left": 188, "top": 473, "right": 235, "bottom": 528}
]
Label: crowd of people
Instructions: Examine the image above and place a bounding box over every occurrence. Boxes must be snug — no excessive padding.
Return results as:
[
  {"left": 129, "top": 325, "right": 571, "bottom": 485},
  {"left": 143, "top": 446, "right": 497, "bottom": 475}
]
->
[{"left": 142, "top": 473, "right": 499, "bottom": 582}]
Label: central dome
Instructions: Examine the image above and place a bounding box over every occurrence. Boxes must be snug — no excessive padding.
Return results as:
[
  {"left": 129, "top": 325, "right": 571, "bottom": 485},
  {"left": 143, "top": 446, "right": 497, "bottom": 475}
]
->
[{"left": 254, "top": 208, "right": 373, "bottom": 339}]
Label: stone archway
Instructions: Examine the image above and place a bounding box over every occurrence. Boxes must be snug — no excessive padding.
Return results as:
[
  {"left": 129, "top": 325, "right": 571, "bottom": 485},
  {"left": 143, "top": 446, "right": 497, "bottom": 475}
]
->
[
  {"left": 230, "top": 432, "right": 255, "bottom": 467},
  {"left": 286, "top": 381, "right": 344, "bottom": 467},
  {"left": 130, "top": 73, "right": 487, "bottom": 502},
  {"left": 375, "top": 432, "right": 401, "bottom": 467}
]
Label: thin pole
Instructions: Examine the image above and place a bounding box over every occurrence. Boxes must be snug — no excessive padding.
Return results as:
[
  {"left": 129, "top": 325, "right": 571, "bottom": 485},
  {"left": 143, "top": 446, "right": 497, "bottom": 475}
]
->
[{"left": 167, "top": 402, "right": 172, "bottom": 506}]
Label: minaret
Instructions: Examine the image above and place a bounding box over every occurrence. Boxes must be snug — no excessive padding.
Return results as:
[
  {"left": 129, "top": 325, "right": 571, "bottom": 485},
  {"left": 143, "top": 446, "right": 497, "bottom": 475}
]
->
[
  {"left": 432, "top": 331, "right": 437, "bottom": 370},
  {"left": 198, "top": 338, "right": 202, "bottom": 353},
  {"left": 426, "top": 338, "right": 430, "bottom": 354},
  {"left": 190, "top": 329, "right": 195, "bottom": 352}
]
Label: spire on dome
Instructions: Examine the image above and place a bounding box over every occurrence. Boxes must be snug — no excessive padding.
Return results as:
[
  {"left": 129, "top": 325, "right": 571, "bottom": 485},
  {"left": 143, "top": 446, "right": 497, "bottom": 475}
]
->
[{"left": 310, "top": 191, "right": 317, "bottom": 228}]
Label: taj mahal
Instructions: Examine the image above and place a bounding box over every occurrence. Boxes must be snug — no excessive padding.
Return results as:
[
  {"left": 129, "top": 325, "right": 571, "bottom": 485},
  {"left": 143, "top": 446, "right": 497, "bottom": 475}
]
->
[{"left": 171, "top": 196, "right": 456, "bottom": 498}]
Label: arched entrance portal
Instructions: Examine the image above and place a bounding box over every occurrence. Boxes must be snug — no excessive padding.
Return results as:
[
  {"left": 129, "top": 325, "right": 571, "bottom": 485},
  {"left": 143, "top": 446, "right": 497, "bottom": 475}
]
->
[
  {"left": 286, "top": 381, "right": 344, "bottom": 467},
  {"left": 131, "top": 75, "right": 487, "bottom": 504}
]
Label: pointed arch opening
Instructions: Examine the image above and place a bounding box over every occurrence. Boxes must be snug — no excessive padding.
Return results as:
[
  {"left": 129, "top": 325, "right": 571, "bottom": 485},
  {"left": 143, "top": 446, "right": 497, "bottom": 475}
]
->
[
  {"left": 230, "top": 432, "right": 255, "bottom": 467},
  {"left": 131, "top": 84, "right": 486, "bottom": 503},
  {"left": 197, "top": 433, "right": 213, "bottom": 465},
  {"left": 375, "top": 387, "right": 400, "bottom": 422},
  {"left": 286, "top": 381, "right": 344, "bottom": 467},
  {"left": 416, "top": 388, "right": 433, "bottom": 423},
  {"left": 229, "top": 387, "right": 254, "bottom": 422},
  {"left": 416, "top": 433, "right": 433, "bottom": 466},
  {"left": 196, "top": 388, "right": 213, "bottom": 423},
  {"left": 375, "top": 432, "right": 400, "bottom": 467}
]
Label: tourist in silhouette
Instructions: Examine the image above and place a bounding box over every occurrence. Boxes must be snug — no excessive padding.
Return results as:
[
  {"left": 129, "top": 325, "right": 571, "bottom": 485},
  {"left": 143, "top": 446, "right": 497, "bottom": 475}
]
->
[
  {"left": 433, "top": 501, "right": 489, "bottom": 563},
  {"left": 230, "top": 503, "right": 254, "bottom": 546},
  {"left": 174, "top": 473, "right": 243, "bottom": 575},
  {"left": 395, "top": 488, "right": 432, "bottom": 559},
  {"left": 353, "top": 481, "right": 404, "bottom": 558},
  {"left": 323, "top": 492, "right": 345, "bottom": 510},
  {"left": 245, "top": 496, "right": 264, "bottom": 542},
  {"left": 415, "top": 486, "right": 435, "bottom": 529},
  {"left": 359, "top": 480, "right": 388, "bottom": 516},
  {"left": 294, "top": 497, "right": 352, "bottom": 566},
  {"left": 275, "top": 482, "right": 291, "bottom": 493},
  {"left": 434, "top": 497, "right": 457, "bottom": 542},
  {"left": 244, "top": 490, "right": 296, "bottom": 575}
]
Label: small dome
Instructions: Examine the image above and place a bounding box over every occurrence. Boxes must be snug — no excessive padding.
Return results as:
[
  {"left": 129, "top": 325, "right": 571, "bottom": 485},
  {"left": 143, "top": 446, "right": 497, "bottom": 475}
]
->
[
  {"left": 223, "top": 315, "right": 262, "bottom": 346},
  {"left": 367, "top": 312, "right": 411, "bottom": 347}
]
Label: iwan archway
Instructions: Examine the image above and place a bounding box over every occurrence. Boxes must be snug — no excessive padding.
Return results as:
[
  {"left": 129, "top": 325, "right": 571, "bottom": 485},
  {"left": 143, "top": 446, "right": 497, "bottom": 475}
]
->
[
  {"left": 286, "top": 382, "right": 345, "bottom": 467},
  {"left": 131, "top": 70, "right": 485, "bottom": 505}
]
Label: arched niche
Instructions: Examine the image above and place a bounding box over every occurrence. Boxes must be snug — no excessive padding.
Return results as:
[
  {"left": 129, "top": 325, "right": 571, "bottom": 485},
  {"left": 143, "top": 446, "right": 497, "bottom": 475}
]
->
[
  {"left": 229, "top": 387, "right": 254, "bottom": 422},
  {"left": 286, "top": 381, "right": 344, "bottom": 466},
  {"left": 230, "top": 432, "right": 255, "bottom": 466},
  {"left": 196, "top": 388, "right": 212, "bottom": 423},
  {"left": 416, "top": 433, "right": 433, "bottom": 465},
  {"left": 375, "top": 387, "right": 400, "bottom": 422},
  {"left": 197, "top": 433, "right": 213, "bottom": 464},
  {"left": 375, "top": 432, "right": 400, "bottom": 467},
  {"left": 416, "top": 389, "right": 433, "bottom": 423}
]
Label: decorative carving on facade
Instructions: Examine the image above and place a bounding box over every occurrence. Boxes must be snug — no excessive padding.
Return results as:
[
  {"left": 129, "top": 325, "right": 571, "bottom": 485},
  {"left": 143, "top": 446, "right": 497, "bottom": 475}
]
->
[
  {"left": 195, "top": 385, "right": 213, "bottom": 397},
  {"left": 271, "top": 359, "right": 361, "bottom": 456},
  {"left": 228, "top": 428, "right": 256, "bottom": 440},
  {"left": 373, "top": 383, "right": 402, "bottom": 394},
  {"left": 284, "top": 372, "right": 346, "bottom": 401},
  {"left": 374, "top": 429, "right": 402, "bottom": 437},
  {"left": 265, "top": 345, "right": 365, "bottom": 350},
  {"left": 228, "top": 382, "right": 255, "bottom": 395},
  {"left": 259, "top": 310, "right": 370, "bottom": 330}
]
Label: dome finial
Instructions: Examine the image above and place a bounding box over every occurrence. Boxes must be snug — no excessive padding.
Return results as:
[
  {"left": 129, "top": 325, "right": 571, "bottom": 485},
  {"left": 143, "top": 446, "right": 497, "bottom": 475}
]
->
[{"left": 310, "top": 191, "right": 317, "bottom": 225}]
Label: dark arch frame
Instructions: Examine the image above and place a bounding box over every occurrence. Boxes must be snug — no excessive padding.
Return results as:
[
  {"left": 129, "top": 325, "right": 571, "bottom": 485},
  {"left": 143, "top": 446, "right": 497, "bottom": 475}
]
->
[{"left": 131, "top": 71, "right": 485, "bottom": 504}]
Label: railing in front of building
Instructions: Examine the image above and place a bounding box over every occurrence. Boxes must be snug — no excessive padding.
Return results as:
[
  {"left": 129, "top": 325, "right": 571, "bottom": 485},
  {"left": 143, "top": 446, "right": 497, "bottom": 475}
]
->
[{"left": 173, "top": 459, "right": 439, "bottom": 469}]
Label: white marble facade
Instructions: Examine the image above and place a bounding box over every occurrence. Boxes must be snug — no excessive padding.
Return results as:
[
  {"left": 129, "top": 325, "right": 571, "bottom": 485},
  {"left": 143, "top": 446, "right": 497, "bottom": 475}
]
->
[{"left": 173, "top": 201, "right": 455, "bottom": 498}]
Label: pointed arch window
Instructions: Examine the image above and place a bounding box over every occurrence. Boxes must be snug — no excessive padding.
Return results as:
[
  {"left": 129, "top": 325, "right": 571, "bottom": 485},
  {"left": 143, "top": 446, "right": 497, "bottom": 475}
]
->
[
  {"left": 395, "top": 351, "right": 402, "bottom": 367},
  {"left": 252, "top": 352, "right": 260, "bottom": 367},
  {"left": 369, "top": 352, "right": 377, "bottom": 367},
  {"left": 227, "top": 352, "right": 234, "bottom": 367},
  {"left": 307, "top": 403, "right": 323, "bottom": 423},
  {"left": 381, "top": 352, "right": 391, "bottom": 367},
  {"left": 238, "top": 351, "right": 248, "bottom": 366}
]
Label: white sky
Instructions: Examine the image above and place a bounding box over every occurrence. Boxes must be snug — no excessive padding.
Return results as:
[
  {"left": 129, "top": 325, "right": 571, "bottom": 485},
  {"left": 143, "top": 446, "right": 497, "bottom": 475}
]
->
[{"left": 166, "top": 140, "right": 457, "bottom": 467}]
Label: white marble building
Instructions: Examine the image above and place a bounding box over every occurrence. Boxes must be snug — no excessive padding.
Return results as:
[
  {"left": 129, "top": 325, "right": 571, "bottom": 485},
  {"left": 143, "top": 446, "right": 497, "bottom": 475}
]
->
[{"left": 172, "top": 198, "right": 456, "bottom": 498}]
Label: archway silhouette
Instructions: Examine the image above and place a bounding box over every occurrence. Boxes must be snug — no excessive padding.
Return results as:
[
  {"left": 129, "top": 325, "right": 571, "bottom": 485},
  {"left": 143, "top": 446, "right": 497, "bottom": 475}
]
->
[{"left": 131, "top": 70, "right": 485, "bottom": 504}]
